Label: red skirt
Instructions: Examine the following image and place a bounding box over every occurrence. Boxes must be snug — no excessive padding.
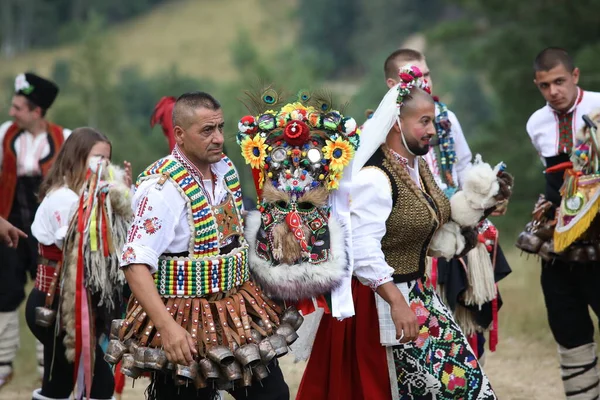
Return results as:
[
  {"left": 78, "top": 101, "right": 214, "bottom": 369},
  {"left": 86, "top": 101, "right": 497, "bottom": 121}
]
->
[{"left": 297, "top": 278, "right": 391, "bottom": 400}]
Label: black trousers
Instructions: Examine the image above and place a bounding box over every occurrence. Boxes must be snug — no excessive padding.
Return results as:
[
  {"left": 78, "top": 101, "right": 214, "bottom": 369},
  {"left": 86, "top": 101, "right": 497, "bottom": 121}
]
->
[
  {"left": 25, "top": 288, "right": 115, "bottom": 399},
  {"left": 0, "top": 177, "right": 41, "bottom": 312},
  {"left": 151, "top": 360, "right": 290, "bottom": 400},
  {"left": 541, "top": 258, "right": 600, "bottom": 349}
]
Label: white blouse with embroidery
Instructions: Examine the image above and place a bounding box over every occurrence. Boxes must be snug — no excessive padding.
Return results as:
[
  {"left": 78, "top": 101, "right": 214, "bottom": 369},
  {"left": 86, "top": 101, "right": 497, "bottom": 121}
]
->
[
  {"left": 120, "top": 154, "right": 236, "bottom": 274},
  {"left": 31, "top": 186, "right": 79, "bottom": 248}
]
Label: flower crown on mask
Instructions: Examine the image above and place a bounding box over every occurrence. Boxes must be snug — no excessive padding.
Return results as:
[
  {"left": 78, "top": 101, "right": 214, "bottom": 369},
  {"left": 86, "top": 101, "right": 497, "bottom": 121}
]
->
[
  {"left": 236, "top": 88, "right": 360, "bottom": 200},
  {"left": 396, "top": 64, "right": 432, "bottom": 113}
]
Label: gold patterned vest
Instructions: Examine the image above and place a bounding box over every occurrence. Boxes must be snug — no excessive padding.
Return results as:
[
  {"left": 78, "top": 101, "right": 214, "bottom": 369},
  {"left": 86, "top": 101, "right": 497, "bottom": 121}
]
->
[{"left": 364, "top": 147, "right": 451, "bottom": 282}]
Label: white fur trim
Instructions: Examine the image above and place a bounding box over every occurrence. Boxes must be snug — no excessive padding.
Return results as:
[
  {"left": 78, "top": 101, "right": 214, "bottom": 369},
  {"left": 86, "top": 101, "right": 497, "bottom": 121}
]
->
[
  {"left": 245, "top": 210, "right": 348, "bottom": 300},
  {"left": 450, "top": 192, "right": 485, "bottom": 227},
  {"left": 461, "top": 154, "right": 500, "bottom": 210},
  {"left": 428, "top": 221, "right": 465, "bottom": 260}
]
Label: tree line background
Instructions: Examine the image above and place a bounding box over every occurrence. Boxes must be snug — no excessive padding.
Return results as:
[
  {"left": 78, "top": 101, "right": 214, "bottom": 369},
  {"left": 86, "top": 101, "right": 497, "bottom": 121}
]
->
[{"left": 2, "top": 0, "right": 600, "bottom": 238}]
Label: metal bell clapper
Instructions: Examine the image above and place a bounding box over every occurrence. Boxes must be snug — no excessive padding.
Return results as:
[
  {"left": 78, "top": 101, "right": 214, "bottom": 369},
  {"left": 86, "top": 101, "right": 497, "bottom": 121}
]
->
[
  {"left": 276, "top": 323, "right": 299, "bottom": 345},
  {"left": 198, "top": 357, "right": 221, "bottom": 380},
  {"left": 133, "top": 346, "right": 148, "bottom": 369},
  {"left": 194, "top": 370, "right": 208, "bottom": 389},
  {"left": 280, "top": 307, "right": 304, "bottom": 330},
  {"left": 258, "top": 339, "right": 276, "bottom": 363},
  {"left": 252, "top": 363, "right": 269, "bottom": 381},
  {"left": 110, "top": 319, "right": 123, "bottom": 340},
  {"left": 206, "top": 345, "right": 235, "bottom": 366},
  {"left": 267, "top": 334, "right": 288, "bottom": 357},
  {"left": 234, "top": 343, "right": 261, "bottom": 368},
  {"left": 35, "top": 307, "right": 56, "bottom": 328},
  {"left": 104, "top": 339, "right": 127, "bottom": 364},
  {"left": 220, "top": 360, "right": 243, "bottom": 381},
  {"left": 144, "top": 347, "right": 168, "bottom": 370},
  {"left": 175, "top": 361, "right": 199, "bottom": 380},
  {"left": 121, "top": 354, "right": 142, "bottom": 378},
  {"left": 242, "top": 367, "right": 253, "bottom": 387}
]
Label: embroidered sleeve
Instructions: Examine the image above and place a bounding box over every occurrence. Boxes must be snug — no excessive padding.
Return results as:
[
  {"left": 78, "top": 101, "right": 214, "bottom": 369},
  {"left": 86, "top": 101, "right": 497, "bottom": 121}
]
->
[
  {"left": 350, "top": 167, "right": 394, "bottom": 290},
  {"left": 120, "top": 180, "right": 178, "bottom": 273}
]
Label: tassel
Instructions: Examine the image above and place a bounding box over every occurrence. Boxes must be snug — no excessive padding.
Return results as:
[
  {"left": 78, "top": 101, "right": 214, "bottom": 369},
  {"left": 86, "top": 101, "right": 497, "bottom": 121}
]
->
[
  {"left": 554, "top": 194, "right": 600, "bottom": 252},
  {"left": 463, "top": 243, "right": 497, "bottom": 306}
]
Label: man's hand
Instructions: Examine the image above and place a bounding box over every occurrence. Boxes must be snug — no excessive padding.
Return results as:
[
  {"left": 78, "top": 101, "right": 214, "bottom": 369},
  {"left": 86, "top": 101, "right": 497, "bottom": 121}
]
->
[
  {"left": 0, "top": 217, "right": 27, "bottom": 248},
  {"left": 390, "top": 301, "right": 419, "bottom": 343},
  {"left": 376, "top": 281, "right": 420, "bottom": 343},
  {"left": 123, "top": 161, "right": 133, "bottom": 187},
  {"left": 159, "top": 320, "right": 197, "bottom": 365}
]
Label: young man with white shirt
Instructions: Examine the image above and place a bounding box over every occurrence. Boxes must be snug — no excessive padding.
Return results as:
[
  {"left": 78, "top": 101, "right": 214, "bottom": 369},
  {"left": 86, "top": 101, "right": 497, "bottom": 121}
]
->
[
  {"left": 0, "top": 72, "right": 70, "bottom": 389},
  {"left": 525, "top": 47, "right": 600, "bottom": 399}
]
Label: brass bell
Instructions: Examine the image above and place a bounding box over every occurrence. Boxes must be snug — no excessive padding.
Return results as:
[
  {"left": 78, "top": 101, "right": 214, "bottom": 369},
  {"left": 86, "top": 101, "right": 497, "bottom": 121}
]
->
[
  {"left": 538, "top": 240, "right": 554, "bottom": 262},
  {"left": 515, "top": 231, "right": 543, "bottom": 254},
  {"left": 258, "top": 339, "right": 276, "bottom": 363},
  {"left": 206, "top": 345, "right": 235, "bottom": 366},
  {"left": 220, "top": 360, "right": 243, "bottom": 381},
  {"left": 249, "top": 329, "right": 263, "bottom": 344},
  {"left": 242, "top": 367, "right": 253, "bottom": 387},
  {"left": 569, "top": 246, "right": 588, "bottom": 263},
  {"left": 144, "top": 347, "right": 168, "bottom": 371},
  {"left": 198, "top": 357, "right": 221, "bottom": 380},
  {"left": 134, "top": 346, "right": 147, "bottom": 369},
  {"left": 120, "top": 354, "right": 142, "bottom": 378},
  {"left": 252, "top": 363, "right": 269, "bottom": 381},
  {"left": 281, "top": 307, "right": 304, "bottom": 330},
  {"left": 104, "top": 339, "right": 127, "bottom": 364},
  {"left": 35, "top": 307, "right": 56, "bottom": 328},
  {"left": 234, "top": 343, "right": 261, "bottom": 367},
  {"left": 175, "top": 361, "right": 198, "bottom": 380},
  {"left": 267, "top": 334, "right": 288, "bottom": 357},
  {"left": 110, "top": 319, "right": 123, "bottom": 340},
  {"left": 276, "top": 323, "right": 299, "bottom": 345},
  {"left": 586, "top": 245, "right": 598, "bottom": 261}
]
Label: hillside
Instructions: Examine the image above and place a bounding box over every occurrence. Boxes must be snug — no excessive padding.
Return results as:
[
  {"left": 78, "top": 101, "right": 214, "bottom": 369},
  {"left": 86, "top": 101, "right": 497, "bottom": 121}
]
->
[{"left": 0, "top": 0, "right": 296, "bottom": 82}]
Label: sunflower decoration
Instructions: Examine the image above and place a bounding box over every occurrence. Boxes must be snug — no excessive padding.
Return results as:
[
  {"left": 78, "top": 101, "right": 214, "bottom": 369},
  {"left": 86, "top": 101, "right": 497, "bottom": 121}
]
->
[
  {"left": 236, "top": 85, "right": 360, "bottom": 200},
  {"left": 322, "top": 136, "right": 355, "bottom": 172},
  {"left": 240, "top": 134, "right": 267, "bottom": 169}
]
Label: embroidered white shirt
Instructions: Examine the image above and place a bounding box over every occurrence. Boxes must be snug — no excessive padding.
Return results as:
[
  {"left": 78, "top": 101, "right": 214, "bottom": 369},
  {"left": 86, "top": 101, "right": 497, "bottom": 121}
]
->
[
  {"left": 424, "top": 107, "right": 472, "bottom": 190},
  {"left": 526, "top": 88, "right": 600, "bottom": 163},
  {"left": 31, "top": 186, "right": 79, "bottom": 248},
  {"left": 351, "top": 153, "right": 421, "bottom": 290},
  {"left": 0, "top": 121, "right": 72, "bottom": 176},
  {"left": 120, "top": 155, "right": 237, "bottom": 274}
]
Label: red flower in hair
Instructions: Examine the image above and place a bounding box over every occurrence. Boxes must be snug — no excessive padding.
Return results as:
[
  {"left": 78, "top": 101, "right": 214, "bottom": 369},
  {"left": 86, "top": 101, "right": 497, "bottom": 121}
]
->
[
  {"left": 410, "top": 65, "right": 423, "bottom": 78},
  {"left": 399, "top": 72, "right": 414, "bottom": 83},
  {"left": 284, "top": 120, "right": 310, "bottom": 146}
]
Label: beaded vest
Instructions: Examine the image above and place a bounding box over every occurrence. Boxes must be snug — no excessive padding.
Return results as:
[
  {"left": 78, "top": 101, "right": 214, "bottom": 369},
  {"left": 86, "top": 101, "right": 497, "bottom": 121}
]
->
[
  {"left": 137, "top": 156, "right": 248, "bottom": 297},
  {"left": 365, "top": 147, "right": 451, "bottom": 282}
]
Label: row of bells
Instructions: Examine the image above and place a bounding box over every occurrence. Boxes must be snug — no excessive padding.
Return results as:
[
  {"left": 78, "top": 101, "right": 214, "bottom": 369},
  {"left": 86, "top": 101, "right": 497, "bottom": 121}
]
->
[
  {"left": 104, "top": 307, "right": 304, "bottom": 388},
  {"left": 516, "top": 223, "right": 600, "bottom": 262}
]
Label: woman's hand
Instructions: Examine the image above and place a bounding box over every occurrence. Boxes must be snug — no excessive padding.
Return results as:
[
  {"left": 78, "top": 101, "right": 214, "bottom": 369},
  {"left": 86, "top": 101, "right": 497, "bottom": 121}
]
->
[
  {"left": 376, "top": 281, "right": 419, "bottom": 343},
  {"left": 123, "top": 161, "right": 133, "bottom": 187}
]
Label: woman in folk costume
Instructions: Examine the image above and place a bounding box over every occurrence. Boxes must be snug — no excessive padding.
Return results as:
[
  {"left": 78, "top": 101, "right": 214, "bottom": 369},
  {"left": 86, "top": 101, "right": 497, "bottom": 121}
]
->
[
  {"left": 234, "top": 88, "right": 360, "bottom": 347},
  {"left": 25, "top": 127, "right": 133, "bottom": 400},
  {"left": 297, "top": 65, "right": 512, "bottom": 400}
]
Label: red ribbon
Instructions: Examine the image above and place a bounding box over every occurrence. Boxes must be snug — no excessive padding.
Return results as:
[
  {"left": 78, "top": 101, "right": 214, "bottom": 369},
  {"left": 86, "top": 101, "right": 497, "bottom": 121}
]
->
[
  {"left": 468, "top": 333, "right": 479, "bottom": 358},
  {"left": 490, "top": 291, "right": 498, "bottom": 352},
  {"left": 430, "top": 258, "right": 438, "bottom": 289}
]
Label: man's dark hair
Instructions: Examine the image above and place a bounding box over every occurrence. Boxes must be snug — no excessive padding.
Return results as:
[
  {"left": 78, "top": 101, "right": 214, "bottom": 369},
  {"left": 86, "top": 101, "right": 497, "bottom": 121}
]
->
[
  {"left": 533, "top": 47, "right": 575, "bottom": 73},
  {"left": 172, "top": 91, "right": 221, "bottom": 128},
  {"left": 384, "top": 48, "right": 424, "bottom": 80},
  {"left": 24, "top": 98, "right": 47, "bottom": 117}
]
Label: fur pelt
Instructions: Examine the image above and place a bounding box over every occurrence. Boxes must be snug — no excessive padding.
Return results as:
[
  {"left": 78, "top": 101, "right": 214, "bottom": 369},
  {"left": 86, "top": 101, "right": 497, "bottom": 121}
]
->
[
  {"left": 450, "top": 191, "right": 485, "bottom": 227},
  {"left": 245, "top": 210, "right": 348, "bottom": 301},
  {"left": 429, "top": 221, "right": 466, "bottom": 260},
  {"left": 461, "top": 155, "right": 501, "bottom": 211}
]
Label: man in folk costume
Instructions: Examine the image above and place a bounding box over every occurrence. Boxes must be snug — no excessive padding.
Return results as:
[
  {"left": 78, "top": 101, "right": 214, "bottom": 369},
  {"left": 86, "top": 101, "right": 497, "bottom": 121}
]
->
[
  {"left": 382, "top": 49, "right": 512, "bottom": 361},
  {"left": 517, "top": 47, "right": 600, "bottom": 399},
  {"left": 298, "top": 65, "right": 512, "bottom": 400},
  {"left": 0, "top": 72, "right": 70, "bottom": 388},
  {"left": 108, "top": 92, "right": 293, "bottom": 400}
]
